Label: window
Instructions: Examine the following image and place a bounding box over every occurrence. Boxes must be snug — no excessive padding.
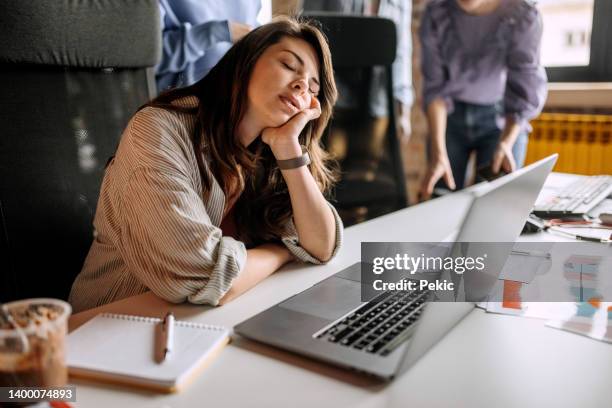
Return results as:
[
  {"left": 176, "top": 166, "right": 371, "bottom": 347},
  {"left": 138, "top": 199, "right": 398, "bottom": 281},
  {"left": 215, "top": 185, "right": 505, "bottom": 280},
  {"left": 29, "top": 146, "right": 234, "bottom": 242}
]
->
[
  {"left": 537, "top": 0, "right": 612, "bottom": 81},
  {"left": 539, "top": 0, "right": 593, "bottom": 67}
]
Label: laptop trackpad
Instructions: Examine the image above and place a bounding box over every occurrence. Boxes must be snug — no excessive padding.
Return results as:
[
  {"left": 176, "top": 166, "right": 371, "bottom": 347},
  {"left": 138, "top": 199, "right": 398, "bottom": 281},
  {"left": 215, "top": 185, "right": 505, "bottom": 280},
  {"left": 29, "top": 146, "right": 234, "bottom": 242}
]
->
[{"left": 279, "top": 277, "right": 365, "bottom": 321}]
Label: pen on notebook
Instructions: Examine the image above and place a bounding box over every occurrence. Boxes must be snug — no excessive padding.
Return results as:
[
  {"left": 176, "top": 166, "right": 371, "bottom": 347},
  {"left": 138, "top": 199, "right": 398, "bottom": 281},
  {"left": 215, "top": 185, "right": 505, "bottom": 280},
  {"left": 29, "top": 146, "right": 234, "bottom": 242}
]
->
[
  {"left": 510, "top": 250, "right": 551, "bottom": 259},
  {"left": 159, "top": 312, "right": 175, "bottom": 362}
]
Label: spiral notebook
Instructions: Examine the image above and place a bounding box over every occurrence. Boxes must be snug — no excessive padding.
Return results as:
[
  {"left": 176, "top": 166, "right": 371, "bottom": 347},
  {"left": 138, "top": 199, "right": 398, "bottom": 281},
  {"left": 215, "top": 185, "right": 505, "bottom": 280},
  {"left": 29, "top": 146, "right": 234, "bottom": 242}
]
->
[{"left": 67, "top": 313, "right": 230, "bottom": 393}]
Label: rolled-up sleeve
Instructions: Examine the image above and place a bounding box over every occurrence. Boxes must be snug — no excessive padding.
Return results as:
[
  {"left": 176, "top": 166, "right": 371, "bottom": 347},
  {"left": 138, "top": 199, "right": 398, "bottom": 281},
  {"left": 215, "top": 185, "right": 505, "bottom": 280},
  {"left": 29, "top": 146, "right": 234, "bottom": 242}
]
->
[
  {"left": 120, "top": 168, "right": 246, "bottom": 306},
  {"left": 419, "top": 5, "right": 452, "bottom": 112},
  {"left": 156, "top": 0, "right": 231, "bottom": 75},
  {"left": 280, "top": 202, "right": 343, "bottom": 264},
  {"left": 503, "top": 7, "right": 547, "bottom": 125}
]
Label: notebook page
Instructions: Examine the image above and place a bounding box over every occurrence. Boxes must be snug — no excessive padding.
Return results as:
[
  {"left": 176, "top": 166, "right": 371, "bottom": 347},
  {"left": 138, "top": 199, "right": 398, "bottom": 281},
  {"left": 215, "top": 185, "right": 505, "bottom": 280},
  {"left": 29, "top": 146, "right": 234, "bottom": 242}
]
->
[{"left": 67, "top": 313, "right": 229, "bottom": 388}]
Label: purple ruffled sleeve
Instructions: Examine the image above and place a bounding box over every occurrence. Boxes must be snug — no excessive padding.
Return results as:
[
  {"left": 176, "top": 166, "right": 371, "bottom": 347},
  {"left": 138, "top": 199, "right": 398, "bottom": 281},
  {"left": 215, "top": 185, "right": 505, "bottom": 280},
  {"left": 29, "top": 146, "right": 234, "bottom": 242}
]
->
[
  {"left": 503, "top": 3, "right": 547, "bottom": 125},
  {"left": 419, "top": 2, "right": 453, "bottom": 112}
]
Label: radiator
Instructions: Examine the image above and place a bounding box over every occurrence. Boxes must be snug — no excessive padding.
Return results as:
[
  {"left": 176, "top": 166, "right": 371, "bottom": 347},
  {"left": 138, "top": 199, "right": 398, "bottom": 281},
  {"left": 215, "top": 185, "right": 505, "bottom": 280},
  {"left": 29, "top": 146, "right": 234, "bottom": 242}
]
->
[{"left": 526, "top": 113, "right": 612, "bottom": 175}]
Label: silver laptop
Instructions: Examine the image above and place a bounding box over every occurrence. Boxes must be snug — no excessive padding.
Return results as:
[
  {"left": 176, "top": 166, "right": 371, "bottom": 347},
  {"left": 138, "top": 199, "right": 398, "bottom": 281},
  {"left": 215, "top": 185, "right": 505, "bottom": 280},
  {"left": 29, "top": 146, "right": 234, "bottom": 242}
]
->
[{"left": 235, "top": 155, "right": 558, "bottom": 380}]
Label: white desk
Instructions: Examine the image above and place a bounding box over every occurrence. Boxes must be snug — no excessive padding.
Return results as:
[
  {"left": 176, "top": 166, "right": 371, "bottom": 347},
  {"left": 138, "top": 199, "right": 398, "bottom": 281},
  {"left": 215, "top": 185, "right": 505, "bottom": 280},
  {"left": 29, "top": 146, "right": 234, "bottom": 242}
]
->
[{"left": 68, "top": 174, "right": 612, "bottom": 408}]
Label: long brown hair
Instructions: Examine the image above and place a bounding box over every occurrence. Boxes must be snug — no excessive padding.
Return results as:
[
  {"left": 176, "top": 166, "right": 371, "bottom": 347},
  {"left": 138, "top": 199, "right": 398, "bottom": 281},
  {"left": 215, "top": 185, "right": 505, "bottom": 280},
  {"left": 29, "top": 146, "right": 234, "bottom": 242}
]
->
[{"left": 142, "top": 17, "right": 338, "bottom": 245}]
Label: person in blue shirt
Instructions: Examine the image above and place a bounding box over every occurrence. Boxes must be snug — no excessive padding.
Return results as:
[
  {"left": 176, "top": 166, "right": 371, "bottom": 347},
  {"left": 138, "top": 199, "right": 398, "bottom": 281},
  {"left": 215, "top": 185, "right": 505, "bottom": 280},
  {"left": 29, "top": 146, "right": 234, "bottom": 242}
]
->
[{"left": 156, "top": 0, "right": 262, "bottom": 92}]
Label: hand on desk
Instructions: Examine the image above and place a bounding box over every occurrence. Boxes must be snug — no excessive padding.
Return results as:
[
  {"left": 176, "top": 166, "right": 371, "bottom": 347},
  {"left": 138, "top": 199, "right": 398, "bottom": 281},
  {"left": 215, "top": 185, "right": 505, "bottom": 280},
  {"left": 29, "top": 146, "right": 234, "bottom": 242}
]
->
[
  {"left": 419, "top": 154, "right": 456, "bottom": 201},
  {"left": 492, "top": 141, "right": 517, "bottom": 174}
]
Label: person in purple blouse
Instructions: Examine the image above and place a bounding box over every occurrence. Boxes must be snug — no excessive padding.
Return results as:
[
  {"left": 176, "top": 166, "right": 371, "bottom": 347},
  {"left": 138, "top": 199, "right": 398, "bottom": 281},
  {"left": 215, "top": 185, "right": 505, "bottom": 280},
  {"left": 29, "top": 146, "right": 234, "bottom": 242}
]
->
[{"left": 419, "top": 0, "right": 547, "bottom": 199}]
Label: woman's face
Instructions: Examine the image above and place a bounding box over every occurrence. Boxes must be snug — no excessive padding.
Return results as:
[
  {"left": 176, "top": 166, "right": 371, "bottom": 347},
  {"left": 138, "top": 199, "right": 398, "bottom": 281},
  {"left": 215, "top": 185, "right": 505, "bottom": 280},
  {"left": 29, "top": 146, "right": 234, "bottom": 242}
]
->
[{"left": 246, "top": 36, "right": 321, "bottom": 129}]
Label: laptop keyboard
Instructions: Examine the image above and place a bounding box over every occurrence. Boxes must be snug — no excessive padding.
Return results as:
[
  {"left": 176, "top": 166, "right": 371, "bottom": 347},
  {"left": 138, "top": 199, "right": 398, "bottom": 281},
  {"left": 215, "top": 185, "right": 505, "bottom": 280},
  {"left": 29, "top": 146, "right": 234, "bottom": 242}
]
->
[
  {"left": 314, "top": 287, "right": 429, "bottom": 356},
  {"left": 533, "top": 175, "right": 612, "bottom": 217}
]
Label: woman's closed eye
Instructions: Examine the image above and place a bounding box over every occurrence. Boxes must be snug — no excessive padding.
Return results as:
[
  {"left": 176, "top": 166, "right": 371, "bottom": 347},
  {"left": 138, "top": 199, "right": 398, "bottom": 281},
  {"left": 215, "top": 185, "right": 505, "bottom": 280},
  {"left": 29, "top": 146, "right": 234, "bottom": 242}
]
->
[
  {"left": 282, "top": 61, "right": 319, "bottom": 96},
  {"left": 282, "top": 61, "right": 297, "bottom": 72},
  {"left": 281, "top": 62, "right": 319, "bottom": 97}
]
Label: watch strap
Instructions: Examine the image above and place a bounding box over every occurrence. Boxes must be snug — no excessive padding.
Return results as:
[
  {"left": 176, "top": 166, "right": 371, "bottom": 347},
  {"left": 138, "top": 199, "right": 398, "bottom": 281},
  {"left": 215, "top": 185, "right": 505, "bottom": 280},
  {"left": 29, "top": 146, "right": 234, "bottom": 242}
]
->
[{"left": 277, "top": 151, "right": 311, "bottom": 170}]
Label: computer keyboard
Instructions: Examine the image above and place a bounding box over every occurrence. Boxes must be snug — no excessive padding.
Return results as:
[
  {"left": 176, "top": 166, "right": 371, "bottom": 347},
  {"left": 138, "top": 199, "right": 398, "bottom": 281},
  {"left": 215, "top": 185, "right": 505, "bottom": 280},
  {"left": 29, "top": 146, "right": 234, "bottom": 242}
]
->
[
  {"left": 533, "top": 175, "right": 612, "bottom": 218},
  {"left": 314, "top": 286, "right": 429, "bottom": 356}
]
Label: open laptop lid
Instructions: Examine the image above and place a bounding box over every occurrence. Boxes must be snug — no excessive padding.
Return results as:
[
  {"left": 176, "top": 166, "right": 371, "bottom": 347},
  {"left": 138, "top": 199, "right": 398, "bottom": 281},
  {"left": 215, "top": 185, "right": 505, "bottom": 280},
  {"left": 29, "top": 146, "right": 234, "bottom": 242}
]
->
[{"left": 393, "top": 154, "right": 558, "bottom": 377}]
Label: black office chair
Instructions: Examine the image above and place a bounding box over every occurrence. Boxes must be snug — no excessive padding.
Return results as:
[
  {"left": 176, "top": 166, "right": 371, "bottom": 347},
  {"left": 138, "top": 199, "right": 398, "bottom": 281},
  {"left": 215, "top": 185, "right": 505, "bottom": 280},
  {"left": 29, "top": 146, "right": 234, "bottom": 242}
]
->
[
  {"left": 301, "top": 14, "right": 409, "bottom": 226},
  {"left": 0, "top": 1, "right": 160, "bottom": 302}
]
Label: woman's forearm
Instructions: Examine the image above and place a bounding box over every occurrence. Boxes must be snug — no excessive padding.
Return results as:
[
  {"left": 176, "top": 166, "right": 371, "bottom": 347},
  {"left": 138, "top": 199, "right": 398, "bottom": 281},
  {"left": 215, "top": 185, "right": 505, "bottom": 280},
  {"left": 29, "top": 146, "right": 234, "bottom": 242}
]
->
[
  {"left": 259, "top": 98, "right": 336, "bottom": 262},
  {"left": 218, "top": 243, "right": 293, "bottom": 305},
  {"left": 427, "top": 98, "right": 448, "bottom": 159},
  {"left": 499, "top": 116, "right": 521, "bottom": 148},
  {"left": 281, "top": 166, "right": 336, "bottom": 262}
]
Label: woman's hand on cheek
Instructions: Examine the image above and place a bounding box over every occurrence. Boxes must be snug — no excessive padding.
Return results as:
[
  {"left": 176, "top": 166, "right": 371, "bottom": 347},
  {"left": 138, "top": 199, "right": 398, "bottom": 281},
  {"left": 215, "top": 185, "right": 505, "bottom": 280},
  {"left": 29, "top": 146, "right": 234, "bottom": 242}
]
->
[{"left": 262, "top": 97, "right": 321, "bottom": 160}]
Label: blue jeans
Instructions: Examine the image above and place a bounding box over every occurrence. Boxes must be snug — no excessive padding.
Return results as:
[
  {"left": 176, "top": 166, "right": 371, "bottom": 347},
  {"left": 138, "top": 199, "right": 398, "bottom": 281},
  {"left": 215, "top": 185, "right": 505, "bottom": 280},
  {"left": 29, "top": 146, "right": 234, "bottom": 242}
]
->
[{"left": 441, "top": 101, "right": 528, "bottom": 189}]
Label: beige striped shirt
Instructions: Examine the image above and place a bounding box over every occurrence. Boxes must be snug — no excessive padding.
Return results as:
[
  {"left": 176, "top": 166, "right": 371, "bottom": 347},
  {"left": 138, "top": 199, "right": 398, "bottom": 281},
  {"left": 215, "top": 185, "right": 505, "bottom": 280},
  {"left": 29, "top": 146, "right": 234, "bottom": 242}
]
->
[{"left": 69, "top": 96, "right": 343, "bottom": 312}]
